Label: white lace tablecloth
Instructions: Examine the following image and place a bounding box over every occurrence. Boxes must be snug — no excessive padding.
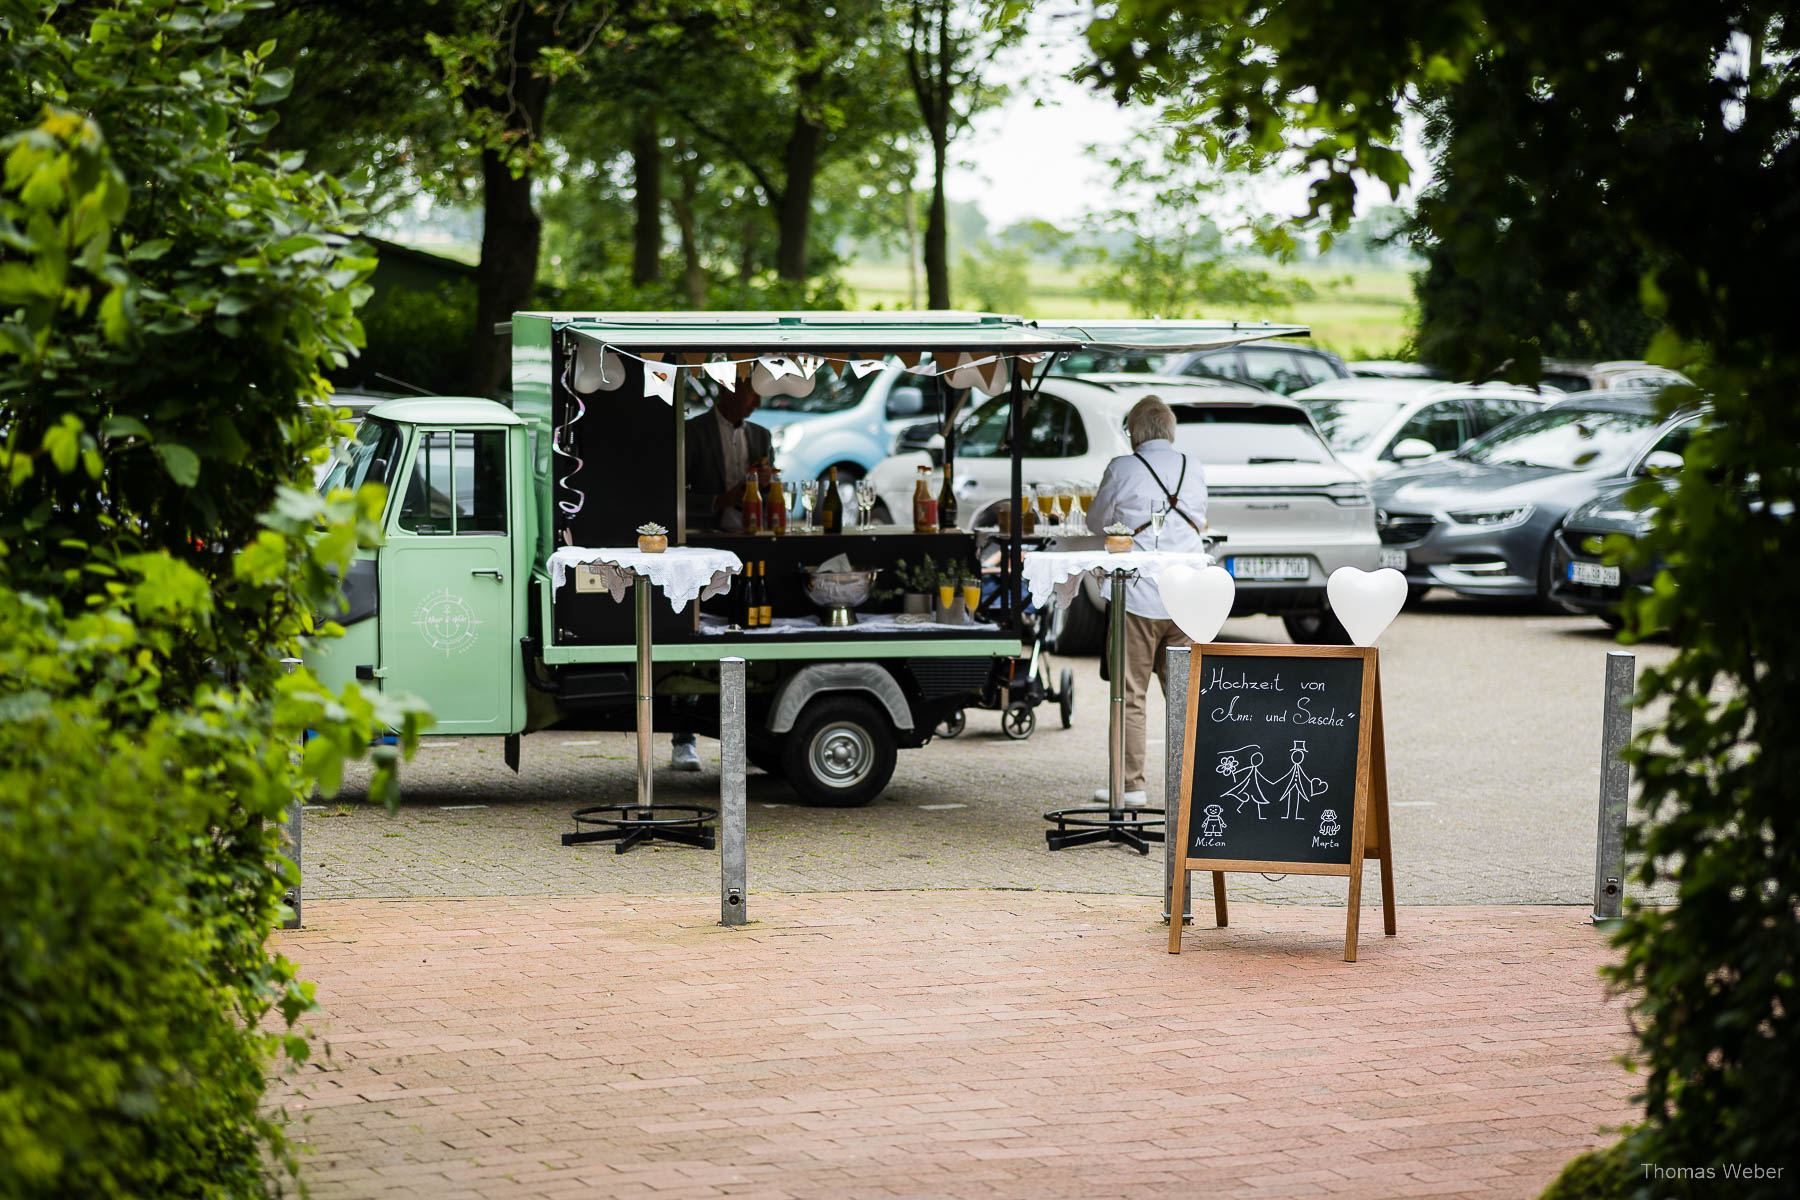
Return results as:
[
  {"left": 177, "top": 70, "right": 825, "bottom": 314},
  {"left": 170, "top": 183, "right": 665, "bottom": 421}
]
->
[
  {"left": 548, "top": 546, "right": 743, "bottom": 610},
  {"left": 1020, "top": 549, "right": 1215, "bottom": 611}
]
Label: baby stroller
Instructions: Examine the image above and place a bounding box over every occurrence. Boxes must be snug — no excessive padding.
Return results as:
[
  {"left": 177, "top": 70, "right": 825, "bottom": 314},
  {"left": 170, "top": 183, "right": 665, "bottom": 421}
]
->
[{"left": 934, "top": 568, "right": 1074, "bottom": 741}]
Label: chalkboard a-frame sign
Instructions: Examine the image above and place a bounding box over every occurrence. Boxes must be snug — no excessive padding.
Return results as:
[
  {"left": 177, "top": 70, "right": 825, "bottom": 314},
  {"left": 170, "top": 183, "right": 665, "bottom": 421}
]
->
[{"left": 1168, "top": 644, "right": 1396, "bottom": 962}]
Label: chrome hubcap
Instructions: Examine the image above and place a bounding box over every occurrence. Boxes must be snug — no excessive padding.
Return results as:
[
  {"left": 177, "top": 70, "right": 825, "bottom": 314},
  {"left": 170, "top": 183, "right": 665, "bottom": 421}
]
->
[{"left": 810, "top": 722, "right": 873, "bottom": 788}]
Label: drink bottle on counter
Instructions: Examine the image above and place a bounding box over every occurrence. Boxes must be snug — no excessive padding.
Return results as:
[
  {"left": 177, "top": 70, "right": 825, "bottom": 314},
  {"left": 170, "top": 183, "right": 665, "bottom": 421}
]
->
[
  {"left": 912, "top": 464, "right": 938, "bottom": 533},
  {"left": 819, "top": 466, "right": 844, "bottom": 534},
  {"left": 937, "top": 466, "right": 957, "bottom": 530},
  {"left": 755, "top": 560, "right": 772, "bottom": 627},
  {"left": 742, "top": 470, "right": 764, "bottom": 533},
  {"left": 766, "top": 467, "right": 787, "bottom": 534}
]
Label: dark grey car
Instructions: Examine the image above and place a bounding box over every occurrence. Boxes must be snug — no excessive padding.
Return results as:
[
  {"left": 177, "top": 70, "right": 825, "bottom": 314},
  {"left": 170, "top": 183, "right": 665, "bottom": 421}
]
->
[{"left": 1370, "top": 392, "right": 1698, "bottom": 600}]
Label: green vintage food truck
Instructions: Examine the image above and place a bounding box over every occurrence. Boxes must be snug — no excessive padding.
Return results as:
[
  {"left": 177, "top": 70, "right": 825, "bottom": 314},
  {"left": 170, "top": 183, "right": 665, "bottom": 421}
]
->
[{"left": 304, "top": 311, "right": 1303, "bottom": 805}]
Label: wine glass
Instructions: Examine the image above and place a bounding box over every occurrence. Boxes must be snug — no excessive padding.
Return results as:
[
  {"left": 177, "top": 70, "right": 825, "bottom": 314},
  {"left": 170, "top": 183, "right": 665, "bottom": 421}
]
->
[
  {"left": 782, "top": 479, "right": 799, "bottom": 526},
  {"left": 1150, "top": 501, "right": 1168, "bottom": 549},
  {"left": 854, "top": 479, "right": 877, "bottom": 529},
  {"left": 798, "top": 479, "right": 819, "bottom": 532},
  {"left": 1055, "top": 483, "right": 1074, "bottom": 527}
]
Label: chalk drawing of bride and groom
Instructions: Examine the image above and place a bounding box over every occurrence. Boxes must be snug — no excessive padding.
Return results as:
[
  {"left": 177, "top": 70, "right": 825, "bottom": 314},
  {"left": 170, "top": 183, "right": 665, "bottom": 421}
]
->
[{"left": 1215, "top": 741, "right": 1327, "bottom": 820}]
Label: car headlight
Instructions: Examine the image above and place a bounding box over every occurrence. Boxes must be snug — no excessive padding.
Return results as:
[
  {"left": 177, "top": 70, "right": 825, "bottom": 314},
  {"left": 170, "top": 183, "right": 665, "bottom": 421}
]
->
[
  {"left": 1326, "top": 483, "right": 1372, "bottom": 507},
  {"left": 1577, "top": 533, "right": 1610, "bottom": 556},
  {"left": 1446, "top": 505, "right": 1534, "bottom": 528},
  {"left": 769, "top": 424, "right": 800, "bottom": 454}
]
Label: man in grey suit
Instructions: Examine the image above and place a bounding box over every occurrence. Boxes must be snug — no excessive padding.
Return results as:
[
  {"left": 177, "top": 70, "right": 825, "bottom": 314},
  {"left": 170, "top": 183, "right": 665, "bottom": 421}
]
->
[{"left": 686, "top": 376, "right": 774, "bottom": 532}]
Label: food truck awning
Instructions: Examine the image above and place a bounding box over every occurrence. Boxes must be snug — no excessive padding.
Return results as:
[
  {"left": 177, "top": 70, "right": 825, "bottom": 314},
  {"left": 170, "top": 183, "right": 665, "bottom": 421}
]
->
[
  {"left": 546, "top": 311, "right": 1077, "bottom": 354},
  {"left": 1020, "top": 318, "right": 1311, "bottom": 352}
]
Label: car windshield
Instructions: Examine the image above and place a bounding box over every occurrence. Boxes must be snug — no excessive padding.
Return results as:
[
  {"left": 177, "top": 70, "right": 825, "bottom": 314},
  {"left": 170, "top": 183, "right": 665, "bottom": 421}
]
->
[
  {"left": 1297, "top": 398, "right": 1407, "bottom": 452},
  {"left": 318, "top": 417, "right": 402, "bottom": 496},
  {"left": 1458, "top": 406, "right": 1657, "bottom": 471},
  {"left": 754, "top": 362, "right": 879, "bottom": 414},
  {"left": 1170, "top": 407, "right": 1332, "bottom": 465}
]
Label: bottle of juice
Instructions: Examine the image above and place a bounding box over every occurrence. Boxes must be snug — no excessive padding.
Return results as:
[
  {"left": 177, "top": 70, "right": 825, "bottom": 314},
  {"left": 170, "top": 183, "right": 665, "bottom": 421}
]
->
[{"left": 912, "top": 465, "right": 938, "bottom": 534}]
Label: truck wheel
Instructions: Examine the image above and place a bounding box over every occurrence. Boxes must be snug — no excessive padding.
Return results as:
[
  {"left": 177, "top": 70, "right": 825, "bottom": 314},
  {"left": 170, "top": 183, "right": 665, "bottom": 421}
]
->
[
  {"left": 1282, "top": 609, "right": 1354, "bottom": 645},
  {"left": 781, "top": 697, "right": 896, "bottom": 807},
  {"left": 1047, "top": 589, "right": 1106, "bottom": 654}
]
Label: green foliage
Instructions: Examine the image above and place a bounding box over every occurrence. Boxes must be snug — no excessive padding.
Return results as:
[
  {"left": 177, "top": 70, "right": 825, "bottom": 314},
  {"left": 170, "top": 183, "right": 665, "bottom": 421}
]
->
[
  {"left": 2, "top": 1, "right": 430, "bottom": 1191},
  {"left": 1539, "top": 1141, "right": 1633, "bottom": 1200},
  {"left": 350, "top": 278, "right": 480, "bottom": 396},
  {"left": 1087, "top": 0, "right": 1800, "bottom": 1183},
  {"left": 954, "top": 240, "right": 1030, "bottom": 313}
]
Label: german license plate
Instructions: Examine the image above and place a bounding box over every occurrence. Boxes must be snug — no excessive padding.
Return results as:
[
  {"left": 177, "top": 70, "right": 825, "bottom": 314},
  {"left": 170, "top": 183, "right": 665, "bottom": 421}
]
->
[
  {"left": 1568, "top": 561, "right": 1620, "bottom": 587},
  {"left": 1379, "top": 548, "right": 1407, "bottom": 570},
  {"left": 1227, "top": 556, "right": 1310, "bottom": 581}
]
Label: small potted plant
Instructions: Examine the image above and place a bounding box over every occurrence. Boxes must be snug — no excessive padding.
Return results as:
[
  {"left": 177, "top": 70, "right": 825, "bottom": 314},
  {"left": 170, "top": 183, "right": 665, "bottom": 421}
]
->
[
  {"left": 1104, "top": 522, "right": 1135, "bottom": 554},
  {"left": 636, "top": 522, "right": 669, "bottom": 553},
  {"left": 880, "top": 555, "right": 940, "bottom": 614}
]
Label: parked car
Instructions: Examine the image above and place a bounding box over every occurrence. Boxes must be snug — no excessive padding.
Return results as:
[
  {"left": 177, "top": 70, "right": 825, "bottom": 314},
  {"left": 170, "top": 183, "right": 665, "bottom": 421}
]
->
[
  {"left": 1370, "top": 391, "right": 1701, "bottom": 602},
  {"left": 1053, "top": 340, "right": 1351, "bottom": 396},
  {"left": 1347, "top": 360, "right": 1446, "bottom": 380},
  {"left": 1291, "top": 379, "right": 1557, "bottom": 480},
  {"left": 1544, "top": 480, "right": 1661, "bottom": 627},
  {"left": 1538, "top": 359, "right": 1689, "bottom": 394},
  {"left": 753, "top": 361, "right": 933, "bottom": 484},
  {"left": 870, "top": 373, "right": 1383, "bottom": 645}
]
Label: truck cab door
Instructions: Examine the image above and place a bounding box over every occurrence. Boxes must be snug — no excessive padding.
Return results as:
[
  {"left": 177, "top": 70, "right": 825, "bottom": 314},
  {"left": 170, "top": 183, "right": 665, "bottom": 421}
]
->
[{"left": 377, "top": 426, "right": 517, "bottom": 734}]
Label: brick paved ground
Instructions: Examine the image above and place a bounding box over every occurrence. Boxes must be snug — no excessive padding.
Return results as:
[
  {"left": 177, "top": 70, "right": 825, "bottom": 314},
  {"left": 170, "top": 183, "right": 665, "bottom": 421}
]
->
[
  {"left": 273, "top": 892, "right": 1635, "bottom": 1200},
  {"left": 308, "top": 605, "right": 1676, "bottom": 907}
]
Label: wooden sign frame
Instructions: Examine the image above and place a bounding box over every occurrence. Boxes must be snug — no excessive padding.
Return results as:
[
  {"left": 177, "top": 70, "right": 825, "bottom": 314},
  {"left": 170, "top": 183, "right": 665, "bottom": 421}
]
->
[{"left": 1168, "top": 643, "right": 1395, "bottom": 961}]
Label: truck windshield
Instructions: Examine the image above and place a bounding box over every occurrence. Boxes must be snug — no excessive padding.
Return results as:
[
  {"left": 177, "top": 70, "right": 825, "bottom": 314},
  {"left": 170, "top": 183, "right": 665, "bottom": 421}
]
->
[{"left": 318, "top": 418, "right": 402, "bottom": 497}]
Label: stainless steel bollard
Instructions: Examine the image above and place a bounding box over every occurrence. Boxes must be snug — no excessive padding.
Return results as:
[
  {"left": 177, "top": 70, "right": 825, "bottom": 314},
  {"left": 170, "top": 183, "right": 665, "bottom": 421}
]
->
[
  {"left": 1593, "top": 650, "right": 1636, "bottom": 923},
  {"left": 719, "top": 657, "right": 748, "bottom": 926},
  {"left": 282, "top": 798, "right": 303, "bottom": 930},
  {"left": 1164, "top": 646, "right": 1193, "bottom": 925}
]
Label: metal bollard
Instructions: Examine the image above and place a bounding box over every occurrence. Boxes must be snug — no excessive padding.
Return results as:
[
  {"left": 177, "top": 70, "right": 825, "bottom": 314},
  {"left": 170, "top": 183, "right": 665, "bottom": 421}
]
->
[
  {"left": 719, "top": 657, "right": 748, "bottom": 926},
  {"left": 1593, "top": 650, "right": 1636, "bottom": 924},
  {"left": 282, "top": 798, "right": 303, "bottom": 930},
  {"left": 1163, "top": 646, "right": 1193, "bottom": 925}
]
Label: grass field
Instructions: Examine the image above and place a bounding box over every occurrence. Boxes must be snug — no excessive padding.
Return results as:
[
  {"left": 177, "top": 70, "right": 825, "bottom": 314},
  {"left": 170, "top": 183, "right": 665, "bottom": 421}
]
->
[{"left": 840, "top": 260, "right": 1418, "bottom": 360}]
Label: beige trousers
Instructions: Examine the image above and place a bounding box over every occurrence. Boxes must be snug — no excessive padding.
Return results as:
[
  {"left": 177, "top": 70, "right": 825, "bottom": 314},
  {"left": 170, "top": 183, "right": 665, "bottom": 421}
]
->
[{"left": 1111, "top": 612, "right": 1192, "bottom": 794}]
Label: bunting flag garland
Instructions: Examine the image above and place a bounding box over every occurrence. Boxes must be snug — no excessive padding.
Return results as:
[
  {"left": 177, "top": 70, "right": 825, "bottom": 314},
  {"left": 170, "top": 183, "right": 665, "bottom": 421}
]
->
[{"left": 565, "top": 342, "right": 1061, "bottom": 405}]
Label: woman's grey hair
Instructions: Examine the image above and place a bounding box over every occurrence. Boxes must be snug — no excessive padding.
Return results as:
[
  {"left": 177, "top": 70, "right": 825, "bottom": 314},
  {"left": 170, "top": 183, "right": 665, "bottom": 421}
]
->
[{"left": 1124, "top": 395, "right": 1177, "bottom": 446}]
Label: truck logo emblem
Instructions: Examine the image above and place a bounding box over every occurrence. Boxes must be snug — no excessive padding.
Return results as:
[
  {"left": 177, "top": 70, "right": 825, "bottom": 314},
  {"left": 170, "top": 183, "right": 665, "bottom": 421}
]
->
[{"left": 413, "top": 588, "right": 482, "bottom": 656}]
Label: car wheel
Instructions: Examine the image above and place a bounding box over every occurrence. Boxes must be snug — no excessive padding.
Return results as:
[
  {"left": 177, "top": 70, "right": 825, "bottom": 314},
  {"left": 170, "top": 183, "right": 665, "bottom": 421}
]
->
[
  {"left": 1047, "top": 589, "right": 1106, "bottom": 654},
  {"left": 779, "top": 697, "right": 896, "bottom": 807},
  {"left": 1283, "top": 609, "right": 1354, "bottom": 645}
]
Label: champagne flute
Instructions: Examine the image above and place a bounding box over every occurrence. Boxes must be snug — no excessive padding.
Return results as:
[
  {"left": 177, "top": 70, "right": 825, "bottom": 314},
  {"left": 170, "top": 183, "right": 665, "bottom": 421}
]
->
[
  {"left": 798, "top": 479, "right": 819, "bottom": 532},
  {"left": 783, "top": 479, "right": 799, "bottom": 526},
  {"left": 1055, "top": 483, "right": 1073, "bottom": 527}
]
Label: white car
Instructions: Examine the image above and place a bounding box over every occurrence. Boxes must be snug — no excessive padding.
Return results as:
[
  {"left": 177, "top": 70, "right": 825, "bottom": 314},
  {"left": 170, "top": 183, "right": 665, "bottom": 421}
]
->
[
  {"left": 870, "top": 374, "right": 1383, "bottom": 645},
  {"left": 1290, "top": 378, "right": 1557, "bottom": 480}
]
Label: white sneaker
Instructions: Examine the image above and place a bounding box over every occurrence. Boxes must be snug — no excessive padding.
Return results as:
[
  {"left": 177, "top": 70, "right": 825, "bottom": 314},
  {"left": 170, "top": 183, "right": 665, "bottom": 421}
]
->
[
  {"left": 670, "top": 741, "right": 702, "bottom": 772},
  {"left": 1092, "top": 787, "right": 1149, "bottom": 807}
]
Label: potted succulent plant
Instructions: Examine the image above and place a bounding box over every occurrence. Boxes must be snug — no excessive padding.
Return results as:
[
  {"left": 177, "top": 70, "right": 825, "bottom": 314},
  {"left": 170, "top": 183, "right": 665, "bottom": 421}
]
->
[
  {"left": 636, "top": 522, "right": 668, "bottom": 553},
  {"left": 880, "top": 555, "right": 942, "bottom": 615}
]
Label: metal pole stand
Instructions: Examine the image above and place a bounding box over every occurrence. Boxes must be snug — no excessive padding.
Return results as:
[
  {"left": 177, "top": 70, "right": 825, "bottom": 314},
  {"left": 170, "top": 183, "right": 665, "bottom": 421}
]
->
[
  {"left": 1045, "top": 567, "right": 1165, "bottom": 854},
  {"left": 1592, "top": 650, "right": 1636, "bottom": 925},
  {"left": 719, "top": 657, "right": 747, "bottom": 925},
  {"left": 565, "top": 571, "right": 715, "bottom": 853}
]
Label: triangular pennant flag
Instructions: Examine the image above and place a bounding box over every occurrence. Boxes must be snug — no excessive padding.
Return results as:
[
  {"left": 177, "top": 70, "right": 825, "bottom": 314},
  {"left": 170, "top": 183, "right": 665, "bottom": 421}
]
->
[
  {"left": 641, "top": 351, "right": 666, "bottom": 362},
  {"left": 702, "top": 359, "right": 737, "bottom": 389},
  {"left": 796, "top": 354, "right": 824, "bottom": 379},
  {"left": 736, "top": 360, "right": 753, "bottom": 381},
  {"left": 977, "top": 356, "right": 1004, "bottom": 391},
  {"left": 896, "top": 351, "right": 923, "bottom": 370},
  {"left": 849, "top": 357, "right": 884, "bottom": 378},
  {"left": 643, "top": 362, "right": 676, "bottom": 404},
  {"left": 680, "top": 352, "right": 709, "bottom": 365},
  {"left": 758, "top": 355, "right": 798, "bottom": 381}
]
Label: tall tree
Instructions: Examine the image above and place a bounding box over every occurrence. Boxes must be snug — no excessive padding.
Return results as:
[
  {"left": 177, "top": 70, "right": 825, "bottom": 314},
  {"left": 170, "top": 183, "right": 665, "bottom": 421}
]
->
[
  {"left": 902, "top": 0, "right": 1015, "bottom": 308},
  {"left": 1086, "top": 3, "right": 1800, "bottom": 1183}
]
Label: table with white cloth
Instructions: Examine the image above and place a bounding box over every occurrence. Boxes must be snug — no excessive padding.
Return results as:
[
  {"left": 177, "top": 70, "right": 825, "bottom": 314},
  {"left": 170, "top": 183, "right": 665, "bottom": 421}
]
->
[
  {"left": 1023, "top": 548, "right": 1215, "bottom": 853},
  {"left": 547, "top": 546, "right": 743, "bottom": 851}
]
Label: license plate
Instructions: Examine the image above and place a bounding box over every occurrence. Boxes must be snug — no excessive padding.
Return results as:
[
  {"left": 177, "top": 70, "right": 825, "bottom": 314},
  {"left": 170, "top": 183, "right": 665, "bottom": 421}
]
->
[
  {"left": 1379, "top": 549, "right": 1407, "bottom": 570},
  {"left": 1568, "top": 561, "right": 1620, "bottom": 587},
  {"left": 1227, "top": 556, "right": 1311, "bottom": 581}
]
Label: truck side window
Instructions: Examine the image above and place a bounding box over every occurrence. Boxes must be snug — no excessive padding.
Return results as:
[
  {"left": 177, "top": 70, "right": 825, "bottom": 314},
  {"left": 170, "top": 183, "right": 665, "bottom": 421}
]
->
[{"left": 398, "top": 430, "right": 507, "bottom": 535}]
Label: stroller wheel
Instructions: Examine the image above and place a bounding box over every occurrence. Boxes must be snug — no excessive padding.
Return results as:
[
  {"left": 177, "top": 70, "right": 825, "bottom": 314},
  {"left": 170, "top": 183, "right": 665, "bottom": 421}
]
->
[
  {"left": 937, "top": 709, "right": 967, "bottom": 739},
  {"left": 1058, "top": 668, "right": 1075, "bottom": 729},
  {"left": 1001, "top": 706, "right": 1036, "bottom": 740}
]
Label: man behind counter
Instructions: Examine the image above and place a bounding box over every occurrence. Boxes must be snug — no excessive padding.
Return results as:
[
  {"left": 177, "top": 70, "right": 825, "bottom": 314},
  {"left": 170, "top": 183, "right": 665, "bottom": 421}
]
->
[
  {"left": 670, "top": 375, "right": 776, "bottom": 771},
  {"left": 686, "top": 375, "right": 774, "bottom": 533}
]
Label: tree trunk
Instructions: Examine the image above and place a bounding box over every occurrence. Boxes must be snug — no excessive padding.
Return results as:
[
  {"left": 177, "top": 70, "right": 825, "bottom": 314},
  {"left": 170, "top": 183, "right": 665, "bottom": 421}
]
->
[
  {"left": 469, "top": 3, "right": 553, "bottom": 398},
  {"left": 925, "top": 132, "right": 950, "bottom": 308},
  {"left": 473, "top": 149, "right": 542, "bottom": 398},
  {"left": 671, "top": 144, "right": 707, "bottom": 307},
  {"left": 775, "top": 69, "right": 825, "bottom": 281},
  {"left": 631, "top": 110, "right": 662, "bottom": 288},
  {"left": 905, "top": 187, "right": 920, "bottom": 308}
]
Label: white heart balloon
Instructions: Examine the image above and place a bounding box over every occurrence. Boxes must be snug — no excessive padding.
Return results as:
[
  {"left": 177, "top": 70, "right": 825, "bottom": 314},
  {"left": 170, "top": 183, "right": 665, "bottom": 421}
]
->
[
  {"left": 1326, "top": 566, "right": 1408, "bottom": 646},
  {"left": 1157, "top": 564, "right": 1236, "bottom": 645}
]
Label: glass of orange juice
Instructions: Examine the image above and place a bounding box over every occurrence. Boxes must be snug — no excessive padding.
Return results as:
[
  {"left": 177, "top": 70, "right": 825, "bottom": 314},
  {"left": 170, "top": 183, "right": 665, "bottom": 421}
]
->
[
  {"left": 962, "top": 581, "right": 980, "bottom": 618},
  {"left": 938, "top": 583, "right": 956, "bottom": 618}
]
